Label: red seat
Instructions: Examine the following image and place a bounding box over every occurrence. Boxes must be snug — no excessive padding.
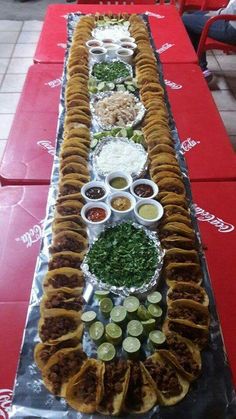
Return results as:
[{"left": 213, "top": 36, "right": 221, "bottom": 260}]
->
[
  {"left": 179, "top": 0, "right": 228, "bottom": 15},
  {"left": 77, "top": 0, "right": 156, "bottom": 3}
]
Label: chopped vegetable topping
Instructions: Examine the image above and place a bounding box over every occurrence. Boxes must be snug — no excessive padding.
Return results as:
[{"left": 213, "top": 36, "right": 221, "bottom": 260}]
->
[{"left": 92, "top": 61, "right": 130, "bottom": 82}]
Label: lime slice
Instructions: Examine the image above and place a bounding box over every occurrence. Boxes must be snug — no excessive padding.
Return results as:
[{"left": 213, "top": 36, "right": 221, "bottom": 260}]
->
[
  {"left": 89, "top": 321, "right": 104, "bottom": 343},
  {"left": 94, "top": 290, "right": 110, "bottom": 300},
  {"left": 127, "top": 84, "right": 136, "bottom": 92},
  {"left": 141, "top": 319, "right": 156, "bottom": 334},
  {"left": 147, "top": 292, "right": 162, "bottom": 305},
  {"left": 97, "top": 82, "right": 105, "bottom": 91},
  {"left": 100, "top": 298, "right": 113, "bottom": 318},
  {"left": 81, "top": 310, "right": 97, "bottom": 325},
  {"left": 90, "top": 138, "right": 98, "bottom": 149},
  {"left": 123, "top": 296, "right": 140, "bottom": 314},
  {"left": 126, "top": 127, "right": 133, "bottom": 138},
  {"left": 127, "top": 320, "right": 143, "bottom": 339},
  {"left": 105, "top": 323, "right": 122, "bottom": 345},
  {"left": 147, "top": 304, "right": 163, "bottom": 319},
  {"left": 116, "top": 84, "right": 126, "bottom": 92},
  {"left": 123, "top": 337, "right": 141, "bottom": 358},
  {"left": 107, "top": 82, "right": 115, "bottom": 90},
  {"left": 149, "top": 330, "right": 166, "bottom": 346},
  {"left": 110, "top": 305, "right": 127, "bottom": 325},
  {"left": 137, "top": 305, "right": 152, "bottom": 321},
  {"left": 97, "top": 342, "right": 116, "bottom": 362}
]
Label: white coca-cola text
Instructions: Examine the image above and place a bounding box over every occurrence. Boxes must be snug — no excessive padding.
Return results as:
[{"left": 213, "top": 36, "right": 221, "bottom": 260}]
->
[
  {"left": 164, "top": 79, "right": 182, "bottom": 90},
  {"left": 37, "top": 140, "right": 55, "bottom": 156},
  {"left": 15, "top": 219, "right": 44, "bottom": 247},
  {"left": 194, "top": 204, "right": 234, "bottom": 233},
  {"left": 181, "top": 137, "right": 200, "bottom": 153},
  {"left": 157, "top": 43, "right": 175, "bottom": 54},
  {"left": 45, "top": 77, "right": 62, "bottom": 88}
]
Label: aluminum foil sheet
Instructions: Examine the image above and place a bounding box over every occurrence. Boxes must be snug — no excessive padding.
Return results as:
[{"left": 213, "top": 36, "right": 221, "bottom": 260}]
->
[
  {"left": 92, "top": 137, "right": 148, "bottom": 179},
  {"left": 10, "top": 11, "right": 236, "bottom": 419},
  {"left": 90, "top": 60, "right": 133, "bottom": 85}
]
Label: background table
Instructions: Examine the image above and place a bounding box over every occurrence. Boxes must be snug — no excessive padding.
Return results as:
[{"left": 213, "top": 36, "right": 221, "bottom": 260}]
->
[{"left": 34, "top": 4, "right": 197, "bottom": 64}]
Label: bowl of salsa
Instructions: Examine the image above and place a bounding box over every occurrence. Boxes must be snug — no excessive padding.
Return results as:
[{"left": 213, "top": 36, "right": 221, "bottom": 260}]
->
[
  {"left": 81, "top": 181, "right": 109, "bottom": 203},
  {"left": 107, "top": 191, "right": 136, "bottom": 220},
  {"left": 130, "top": 179, "right": 159, "bottom": 201},
  {"left": 81, "top": 202, "right": 111, "bottom": 226}
]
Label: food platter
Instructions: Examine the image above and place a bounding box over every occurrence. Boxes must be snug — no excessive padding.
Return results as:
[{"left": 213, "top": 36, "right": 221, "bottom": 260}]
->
[{"left": 10, "top": 11, "right": 236, "bottom": 419}]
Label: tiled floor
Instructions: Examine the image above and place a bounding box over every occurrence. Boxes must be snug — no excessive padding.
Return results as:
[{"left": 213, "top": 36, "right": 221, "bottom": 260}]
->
[{"left": 0, "top": 19, "right": 235, "bottom": 162}]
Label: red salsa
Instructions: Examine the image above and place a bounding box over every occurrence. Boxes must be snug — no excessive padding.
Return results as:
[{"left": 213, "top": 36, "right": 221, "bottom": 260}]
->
[
  {"left": 134, "top": 184, "right": 153, "bottom": 198},
  {"left": 85, "top": 187, "right": 105, "bottom": 200},
  {"left": 86, "top": 207, "right": 106, "bottom": 222}
]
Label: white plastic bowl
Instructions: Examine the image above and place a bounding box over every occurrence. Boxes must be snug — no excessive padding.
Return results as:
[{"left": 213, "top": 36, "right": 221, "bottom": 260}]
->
[
  {"left": 86, "top": 39, "right": 103, "bottom": 49},
  {"left": 81, "top": 181, "right": 109, "bottom": 203},
  {"left": 120, "top": 42, "right": 137, "bottom": 51},
  {"left": 81, "top": 202, "right": 111, "bottom": 226},
  {"left": 130, "top": 179, "right": 159, "bottom": 201},
  {"left": 134, "top": 199, "right": 164, "bottom": 227},
  {"left": 116, "top": 48, "right": 133, "bottom": 64},
  {"left": 89, "top": 47, "right": 107, "bottom": 62},
  {"left": 119, "top": 36, "right": 135, "bottom": 44},
  {"left": 107, "top": 191, "right": 136, "bottom": 220},
  {"left": 105, "top": 171, "right": 133, "bottom": 193},
  {"left": 104, "top": 43, "right": 119, "bottom": 58}
]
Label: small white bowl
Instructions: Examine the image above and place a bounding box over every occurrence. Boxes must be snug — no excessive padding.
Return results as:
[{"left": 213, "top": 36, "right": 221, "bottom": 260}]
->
[
  {"left": 130, "top": 179, "right": 159, "bottom": 201},
  {"left": 81, "top": 181, "right": 109, "bottom": 203},
  {"left": 105, "top": 171, "right": 133, "bottom": 193},
  {"left": 120, "top": 42, "right": 137, "bottom": 51},
  {"left": 105, "top": 43, "right": 119, "bottom": 58},
  {"left": 101, "top": 38, "right": 115, "bottom": 45},
  {"left": 119, "top": 36, "right": 135, "bottom": 44},
  {"left": 134, "top": 199, "right": 164, "bottom": 227},
  {"left": 81, "top": 202, "right": 111, "bottom": 226},
  {"left": 116, "top": 48, "right": 133, "bottom": 64},
  {"left": 89, "top": 47, "right": 107, "bottom": 62},
  {"left": 86, "top": 39, "right": 103, "bottom": 49},
  {"left": 107, "top": 191, "right": 136, "bottom": 220}
]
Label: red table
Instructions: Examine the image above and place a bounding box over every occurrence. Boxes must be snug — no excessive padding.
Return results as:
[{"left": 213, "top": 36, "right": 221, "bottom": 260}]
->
[
  {"left": 163, "top": 63, "right": 236, "bottom": 181},
  {"left": 34, "top": 4, "right": 197, "bottom": 64},
  {"left": 0, "top": 65, "right": 61, "bottom": 185},
  {"left": 191, "top": 181, "right": 236, "bottom": 386}
]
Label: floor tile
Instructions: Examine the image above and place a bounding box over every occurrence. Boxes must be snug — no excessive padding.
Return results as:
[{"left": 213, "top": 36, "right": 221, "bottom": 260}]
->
[
  {"left": 0, "top": 74, "right": 3, "bottom": 85},
  {"left": 22, "top": 21, "right": 43, "bottom": 31},
  {"left": 220, "top": 111, "right": 236, "bottom": 135},
  {"left": 1, "top": 74, "right": 26, "bottom": 93},
  {"left": 0, "top": 21, "right": 23, "bottom": 31},
  {"left": 209, "top": 73, "right": 230, "bottom": 91},
  {"left": 0, "top": 114, "right": 15, "bottom": 139},
  {"left": 0, "top": 58, "right": 9, "bottom": 74},
  {"left": 7, "top": 57, "right": 32, "bottom": 74},
  {"left": 0, "top": 93, "right": 20, "bottom": 113},
  {"left": 17, "top": 31, "right": 41, "bottom": 44},
  {"left": 212, "top": 49, "right": 225, "bottom": 56},
  {"left": 207, "top": 55, "right": 221, "bottom": 72},
  {"left": 0, "top": 31, "right": 19, "bottom": 44},
  {"left": 216, "top": 54, "right": 236, "bottom": 71},
  {"left": 229, "top": 135, "right": 236, "bottom": 152},
  {"left": 0, "top": 140, "right": 7, "bottom": 159},
  {"left": 223, "top": 71, "right": 236, "bottom": 92},
  {"left": 0, "top": 44, "right": 15, "bottom": 58},
  {"left": 13, "top": 43, "right": 37, "bottom": 58},
  {"left": 212, "top": 90, "right": 236, "bottom": 111}
]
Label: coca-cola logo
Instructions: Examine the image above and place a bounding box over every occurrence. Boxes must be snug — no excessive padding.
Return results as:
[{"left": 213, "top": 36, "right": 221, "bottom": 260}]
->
[
  {"left": 44, "top": 77, "right": 62, "bottom": 88},
  {"left": 57, "top": 43, "right": 66, "bottom": 49},
  {"left": 181, "top": 137, "right": 200, "bottom": 153},
  {"left": 0, "top": 389, "right": 12, "bottom": 419},
  {"left": 37, "top": 140, "right": 55, "bottom": 156},
  {"left": 194, "top": 204, "right": 234, "bottom": 233},
  {"left": 165, "top": 79, "right": 182, "bottom": 90},
  {"left": 157, "top": 43, "right": 175, "bottom": 54},
  {"left": 146, "top": 11, "right": 165, "bottom": 19},
  {"left": 15, "top": 219, "right": 44, "bottom": 247}
]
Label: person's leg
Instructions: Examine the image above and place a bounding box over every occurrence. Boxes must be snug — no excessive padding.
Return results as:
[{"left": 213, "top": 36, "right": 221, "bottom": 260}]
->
[{"left": 208, "top": 20, "right": 236, "bottom": 45}]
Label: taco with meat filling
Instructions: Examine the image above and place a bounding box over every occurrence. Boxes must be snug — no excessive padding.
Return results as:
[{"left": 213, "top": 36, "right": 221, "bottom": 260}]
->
[
  {"left": 66, "top": 358, "right": 104, "bottom": 413},
  {"left": 39, "top": 309, "right": 83, "bottom": 345},
  {"left": 143, "top": 351, "right": 189, "bottom": 405},
  {"left": 34, "top": 338, "right": 80, "bottom": 370},
  {"left": 40, "top": 290, "right": 84, "bottom": 315},
  {"left": 164, "top": 262, "right": 202, "bottom": 286},
  {"left": 167, "top": 300, "right": 210, "bottom": 329},
  {"left": 48, "top": 251, "right": 85, "bottom": 271},
  {"left": 43, "top": 267, "right": 84, "bottom": 294},
  {"left": 163, "top": 319, "right": 209, "bottom": 350},
  {"left": 161, "top": 222, "right": 195, "bottom": 240},
  {"left": 164, "top": 248, "right": 199, "bottom": 265},
  {"left": 55, "top": 200, "right": 84, "bottom": 221},
  {"left": 60, "top": 162, "right": 89, "bottom": 179},
  {"left": 60, "top": 155, "right": 88, "bottom": 170},
  {"left": 41, "top": 345, "right": 87, "bottom": 396},
  {"left": 50, "top": 231, "right": 88, "bottom": 254},
  {"left": 123, "top": 361, "right": 157, "bottom": 414},
  {"left": 52, "top": 220, "right": 86, "bottom": 236},
  {"left": 161, "top": 235, "right": 196, "bottom": 250},
  {"left": 58, "top": 179, "right": 85, "bottom": 200},
  {"left": 97, "top": 360, "right": 130, "bottom": 416},
  {"left": 160, "top": 214, "right": 192, "bottom": 229},
  {"left": 167, "top": 282, "right": 209, "bottom": 306},
  {"left": 158, "top": 192, "right": 188, "bottom": 209}
]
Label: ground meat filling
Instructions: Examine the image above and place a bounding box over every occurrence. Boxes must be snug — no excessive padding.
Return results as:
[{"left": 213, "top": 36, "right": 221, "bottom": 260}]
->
[
  {"left": 49, "top": 256, "right": 82, "bottom": 270},
  {"left": 166, "top": 335, "right": 200, "bottom": 376},
  {"left": 165, "top": 207, "right": 188, "bottom": 217},
  {"left": 162, "top": 237, "right": 195, "bottom": 250},
  {"left": 125, "top": 362, "right": 143, "bottom": 411},
  {"left": 39, "top": 340, "right": 79, "bottom": 365},
  {"left": 166, "top": 254, "right": 197, "bottom": 264},
  {"left": 168, "top": 266, "right": 200, "bottom": 283},
  {"left": 40, "top": 316, "right": 77, "bottom": 342},
  {"left": 48, "top": 274, "right": 82, "bottom": 289},
  {"left": 168, "top": 306, "right": 208, "bottom": 326},
  {"left": 168, "top": 321, "right": 208, "bottom": 348},
  {"left": 58, "top": 206, "right": 81, "bottom": 216},
  {"left": 51, "top": 236, "right": 86, "bottom": 253},
  {"left": 47, "top": 349, "right": 87, "bottom": 394},
  {"left": 60, "top": 184, "right": 81, "bottom": 196},
  {"left": 45, "top": 293, "right": 84, "bottom": 311},
  {"left": 144, "top": 359, "right": 182, "bottom": 398},
  {"left": 73, "top": 366, "right": 98, "bottom": 404},
  {"left": 168, "top": 286, "right": 204, "bottom": 304},
  {"left": 99, "top": 360, "right": 127, "bottom": 413}
]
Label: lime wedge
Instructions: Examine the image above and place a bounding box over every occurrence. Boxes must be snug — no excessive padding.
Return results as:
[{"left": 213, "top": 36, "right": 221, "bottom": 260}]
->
[
  {"left": 141, "top": 318, "right": 156, "bottom": 334},
  {"left": 137, "top": 305, "right": 152, "bottom": 321},
  {"left": 127, "top": 320, "right": 143, "bottom": 339},
  {"left": 147, "top": 304, "right": 163, "bottom": 319},
  {"left": 123, "top": 337, "right": 141, "bottom": 358},
  {"left": 100, "top": 297, "right": 113, "bottom": 318},
  {"left": 110, "top": 305, "right": 127, "bottom": 325},
  {"left": 105, "top": 323, "right": 122, "bottom": 345},
  {"left": 89, "top": 321, "right": 104, "bottom": 344},
  {"left": 90, "top": 138, "right": 98, "bottom": 149},
  {"left": 94, "top": 290, "right": 110, "bottom": 300},
  {"left": 149, "top": 330, "right": 166, "bottom": 346},
  {"left": 81, "top": 310, "right": 97, "bottom": 325},
  {"left": 97, "top": 342, "right": 116, "bottom": 362},
  {"left": 147, "top": 291, "right": 162, "bottom": 305},
  {"left": 123, "top": 296, "right": 140, "bottom": 314}
]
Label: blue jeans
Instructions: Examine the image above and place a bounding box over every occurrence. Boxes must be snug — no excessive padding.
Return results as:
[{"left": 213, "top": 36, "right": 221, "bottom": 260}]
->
[{"left": 182, "top": 11, "right": 236, "bottom": 70}]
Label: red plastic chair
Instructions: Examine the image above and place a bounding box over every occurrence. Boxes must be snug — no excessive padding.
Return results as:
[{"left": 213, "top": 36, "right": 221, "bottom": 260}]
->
[
  {"left": 197, "top": 14, "right": 236, "bottom": 58},
  {"left": 178, "top": 0, "right": 228, "bottom": 15}
]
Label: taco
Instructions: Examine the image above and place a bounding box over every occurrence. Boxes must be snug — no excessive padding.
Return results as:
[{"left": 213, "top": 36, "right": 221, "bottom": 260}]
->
[
  {"left": 60, "top": 162, "right": 89, "bottom": 178},
  {"left": 159, "top": 192, "right": 189, "bottom": 209},
  {"left": 60, "top": 155, "right": 88, "bottom": 170},
  {"left": 160, "top": 213, "right": 192, "bottom": 229},
  {"left": 48, "top": 252, "right": 85, "bottom": 271},
  {"left": 163, "top": 204, "right": 190, "bottom": 218},
  {"left": 167, "top": 281, "right": 209, "bottom": 307},
  {"left": 160, "top": 222, "right": 195, "bottom": 240},
  {"left": 50, "top": 231, "right": 88, "bottom": 254},
  {"left": 43, "top": 267, "right": 84, "bottom": 294},
  {"left": 164, "top": 262, "right": 202, "bottom": 286},
  {"left": 164, "top": 248, "right": 199, "bottom": 265},
  {"left": 163, "top": 333, "right": 201, "bottom": 381},
  {"left": 55, "top": 200, "right": 83, "bottom": 221},
  {"left": 66, "top": 359, "right": 105, "bottom": 413},
  {"left": 40, "top": 291, "right": 84, "bottom": 315},
  {"left": 60, "top": 146, "right": 89, "bottom": 161},
  {"left": 39, "top": 309, "right": 83, "bottom": 345},
  {"left": 143, "top": 351, "right": 189, "bottom": 405},
  {"left": 97, "top": 360, "right": 130, "bottom": 415},
  {"left": 149, "top": 144, "right": 175, "bottom": 159},
  {"left": 167, "top": 300, "right": 210, "bottom": 329},
  {"left": 163, "top": 319, "right": 208, "bottom": 350},
  {"left": 52, "top": 220, "right": 86, "bottom": 236},
  {"left": 34, "top": 338, "right": 80, "bottom": 370},
  {"left": 161, "top": 235, "right": 196, "bottom": 250},
  {"left": 123, "top": 361, "right": 157, "bottom": 414},
  {"left": 59, "top": 179, "right": 84, "bottom": 198},
  {"left": 157, "top": 177, "right": 186, "bottom": 195},
  {"left": 41, "top": 345, "right": 87, "bottom": 396},
  {"left": 152, "top": 171, "right": 182, "bottom": 184}
]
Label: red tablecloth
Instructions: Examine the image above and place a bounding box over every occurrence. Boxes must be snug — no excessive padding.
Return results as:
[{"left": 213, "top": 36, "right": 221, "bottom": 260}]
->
[
  {"left": 34, "top": 4, "right": 197, "bottom": 64},
  {"left": 163, "top": 64, "right": 236, "bottom": 181}
]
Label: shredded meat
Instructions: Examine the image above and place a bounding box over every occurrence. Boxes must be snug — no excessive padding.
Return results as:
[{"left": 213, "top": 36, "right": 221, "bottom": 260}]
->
[
  {"left": 168, "top": 306, "right": 208, "bottom": 326},
  {"left": 94, "top": 92, "right": 139, "bottom": 127},
  {"left": 61, "top": 184, "right": 81, "bottom": 196},
  {"left": 166, "top": 253, "right": 197, "bottom": 264},
  {"left": 40, "top": 316, "right": 77, "bottom": 342},
  {"left": 144, "top": 359, "right": 182, "bottom": 398},
  {"left": 168, "top": 265, "right": 200, "bottom": 283},
  {"left": 48, "top": 273, "right": 81, "bottom": 288},
  {"left": 45, "top": 293, "right": 84, "bottom": 311},
  {"left": 49, "top": 256, "right": 82, "bottom": 270},
  {"left": 168, "top": 321, "right": 208, "bottom": 348},
  {"left": 168, "top": 286, "right": 204, "bottom": 304},
  {"left": 166, "top": 335, "right": 200, "bottom": 376},
  {"left": 50, "top": 236, "right": 85, "bottom": 253},
  {"left": 125, "top": 362, "right": 143, "bottom": 411},
  {"left": 57, "top": 206, "right": 80, "bottom": 216},
  {"left": 99, "top": 360, "right": 127, "bottom": 414},
  {"left": 73, "top": 367, "right": 98, "bottom": 404}
]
